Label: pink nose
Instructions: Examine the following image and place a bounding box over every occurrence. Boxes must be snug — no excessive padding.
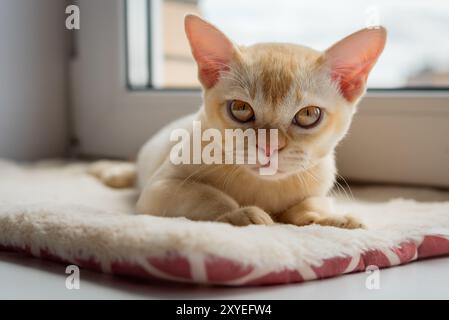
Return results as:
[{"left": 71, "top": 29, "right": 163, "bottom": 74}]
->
[{"left": 257, "top": 142, "right": 284, "bottom": 157}]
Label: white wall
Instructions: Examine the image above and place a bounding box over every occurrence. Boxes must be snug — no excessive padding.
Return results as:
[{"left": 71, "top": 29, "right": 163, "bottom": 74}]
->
[{"left": 0, "top": 0, "right": 69, "bottom": 160}]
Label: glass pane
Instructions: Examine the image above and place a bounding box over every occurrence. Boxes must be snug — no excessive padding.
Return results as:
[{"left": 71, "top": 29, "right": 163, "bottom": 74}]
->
[
  {"left": 126, "top": 0, "right": 150, "bottom": 88},
  {"left": 128, "top": 0, "right": 449, "bottom": 89}
]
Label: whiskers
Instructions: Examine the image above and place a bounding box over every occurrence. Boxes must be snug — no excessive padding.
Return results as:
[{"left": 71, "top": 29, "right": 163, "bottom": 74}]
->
[
  {"left": 334, "top": 172, "right": 355, "bottom": 202},
  {"left": 291, "top": 156, "right": 354, "bottom": 203}
]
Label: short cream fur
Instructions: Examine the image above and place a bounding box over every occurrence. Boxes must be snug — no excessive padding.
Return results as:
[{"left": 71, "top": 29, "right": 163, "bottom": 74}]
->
[{"left": 96, "top": 15, "right": 387, "bottom": 228}]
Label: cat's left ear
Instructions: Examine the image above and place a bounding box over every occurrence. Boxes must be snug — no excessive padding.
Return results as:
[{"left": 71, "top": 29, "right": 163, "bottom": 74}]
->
[
  {"left": 325, "top": 27, "right": 386, "bottom": 102},
  {"left": 185, "top": 14, "right": 238, "bottom": 88}
]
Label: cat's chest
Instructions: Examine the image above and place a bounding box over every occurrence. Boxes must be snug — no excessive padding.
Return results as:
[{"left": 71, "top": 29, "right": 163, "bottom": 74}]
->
[
  {"left": 233, "top": 183, "right": 304, "bottom": 214},
  {"left": 209, "top": 170, "right": 325, "bottom": 214}
]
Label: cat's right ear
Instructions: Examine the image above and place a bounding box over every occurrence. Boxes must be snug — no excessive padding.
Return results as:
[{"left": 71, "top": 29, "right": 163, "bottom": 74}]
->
[{"left": 185, "top": 14, "right": 236, "bottom": 88}]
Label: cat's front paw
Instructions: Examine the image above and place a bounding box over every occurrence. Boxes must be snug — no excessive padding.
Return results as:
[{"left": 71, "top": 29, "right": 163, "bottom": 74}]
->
[
  {"left": 282, "top": 211, "right": 364, "bottom": 230},
  {"left": 317, "top": 214, "right": 365, "bottom": 229},
  {"left": 216, "top": 206, "right": 274, "bottom": 226}
]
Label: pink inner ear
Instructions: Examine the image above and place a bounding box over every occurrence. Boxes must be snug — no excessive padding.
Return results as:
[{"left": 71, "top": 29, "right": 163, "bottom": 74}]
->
[
  {"left": 185, "top": 15, "right": 235, "bottom": 88},
  {"left": 330, "top": 61, "right": 371, "bottom": 102},
  {"left": 196, "top": 56, "right": 230, "bottom": 89},
  {"left": 326, "top": 28, "right": 386, "bottom": 102}
]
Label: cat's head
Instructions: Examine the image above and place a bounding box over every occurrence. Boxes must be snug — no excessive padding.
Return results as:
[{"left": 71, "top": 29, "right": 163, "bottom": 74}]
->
[{"left": 185, "top": 15, "right": 386, "bottom": 179}]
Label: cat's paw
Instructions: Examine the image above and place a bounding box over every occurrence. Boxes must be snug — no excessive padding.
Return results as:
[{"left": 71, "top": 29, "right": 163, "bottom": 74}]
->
[
  {"left": 285, "top": 211, "right": 364, "bottom": 229},
  {"left": 316, "top": 214, "right": 365, "bottom": 229},
  {"left": 88, "top": 160, "right": 136, "bottom": 188},
  {"left": 216, "top": 206, "right": 274, "bottom": 226}
]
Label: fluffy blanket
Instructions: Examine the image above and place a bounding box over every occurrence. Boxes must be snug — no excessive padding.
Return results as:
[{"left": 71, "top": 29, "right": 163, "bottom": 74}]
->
[{"left": 0, "top": 159, "right": 448, "bottom": 286}]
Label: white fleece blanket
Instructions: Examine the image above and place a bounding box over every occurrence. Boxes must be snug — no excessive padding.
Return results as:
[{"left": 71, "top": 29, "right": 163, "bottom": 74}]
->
[{"left": 0, "top": 159, "right": 449, "bottom": 286}]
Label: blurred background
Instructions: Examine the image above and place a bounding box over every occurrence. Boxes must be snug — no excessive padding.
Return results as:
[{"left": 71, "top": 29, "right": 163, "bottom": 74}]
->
[
  {"left": 0, "top": 0, "right": 448, "bottom": 187},
  {"left": 132, "top": 0, "right": 449, "bottom": 88}
]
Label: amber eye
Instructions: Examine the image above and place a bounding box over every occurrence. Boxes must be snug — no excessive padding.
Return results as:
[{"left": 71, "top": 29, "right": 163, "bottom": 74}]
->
[
  {"left": 227, "top": 100, "right": 255, "bottom": 123},
  {"left": 293, "top": 106, "right": 322, "bottom": 128}
]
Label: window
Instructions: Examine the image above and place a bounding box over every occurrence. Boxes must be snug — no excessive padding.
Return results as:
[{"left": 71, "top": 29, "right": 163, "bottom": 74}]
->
[
  {"left": 74, "top": 0, "right": 449, "bottom": 187},
  {"left": 126, "top": 0, "right": 449, "bottom": 89}
]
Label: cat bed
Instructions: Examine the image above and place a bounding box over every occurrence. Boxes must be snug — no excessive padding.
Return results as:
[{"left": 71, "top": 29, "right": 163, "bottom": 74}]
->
[{"left": 1, "top": 159, "right": 449, "bottom": 286}]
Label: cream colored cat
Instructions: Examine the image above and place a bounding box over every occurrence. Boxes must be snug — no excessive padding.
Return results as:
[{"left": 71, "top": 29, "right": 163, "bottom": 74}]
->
[{"left": 91, "top": 15, "right": 386, "bottom": 228}]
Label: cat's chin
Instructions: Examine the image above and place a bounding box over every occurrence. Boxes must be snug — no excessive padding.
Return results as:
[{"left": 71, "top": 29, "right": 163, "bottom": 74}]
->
[{"left": 245, "top": 166, "right": 293, "bottom": 181}]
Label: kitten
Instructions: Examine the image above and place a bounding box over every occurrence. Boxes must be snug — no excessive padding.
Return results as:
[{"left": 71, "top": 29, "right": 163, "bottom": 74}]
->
[{"left": 94, "top": 15, "right": 386, "bottom": 228}]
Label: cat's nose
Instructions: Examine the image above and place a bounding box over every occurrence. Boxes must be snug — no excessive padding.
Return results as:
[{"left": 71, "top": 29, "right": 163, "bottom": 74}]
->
[
  {"left": 256, "top": 128, "right": 287, "bottom": 157},
  {"left": 257, "top": 138, "right": 286, "bottom": 157}
]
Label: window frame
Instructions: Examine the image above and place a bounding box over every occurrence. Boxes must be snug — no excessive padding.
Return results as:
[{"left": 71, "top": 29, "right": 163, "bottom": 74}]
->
[{"left": 71, "top": 0, "right": 449, "bottom": 187}]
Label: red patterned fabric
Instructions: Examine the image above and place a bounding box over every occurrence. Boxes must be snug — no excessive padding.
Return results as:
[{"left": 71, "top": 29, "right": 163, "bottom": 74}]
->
[{"left": 1, "top": 236, "right": 449, "bottom": 286}]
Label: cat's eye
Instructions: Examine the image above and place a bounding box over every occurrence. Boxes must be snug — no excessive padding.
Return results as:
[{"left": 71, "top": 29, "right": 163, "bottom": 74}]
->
[
  {"left": 293, "top": 106, "right": 322, "bottom": 129},
  {"left": 227, "top": 100, "right": 255, "bottom": 123}
]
